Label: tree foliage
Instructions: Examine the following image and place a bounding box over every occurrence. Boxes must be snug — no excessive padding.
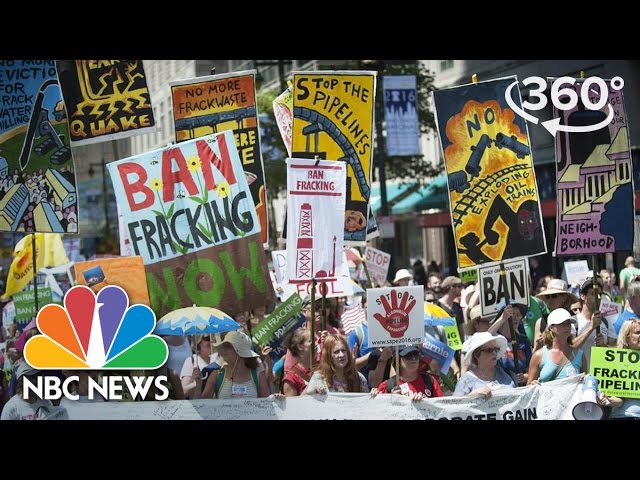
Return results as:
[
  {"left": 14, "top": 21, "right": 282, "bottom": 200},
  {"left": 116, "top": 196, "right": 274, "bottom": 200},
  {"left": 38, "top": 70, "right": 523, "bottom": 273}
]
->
[
  {"left": 370, "top": 61, "right": 442, "bottom": 185},
  {"left": 257, "top": 89, "right": 288, "bottom": 199}
]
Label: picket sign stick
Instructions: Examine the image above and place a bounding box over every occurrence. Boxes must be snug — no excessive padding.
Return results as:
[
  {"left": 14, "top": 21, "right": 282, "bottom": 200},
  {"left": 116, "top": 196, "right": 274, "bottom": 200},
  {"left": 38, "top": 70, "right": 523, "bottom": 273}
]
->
[
  {"left": 395, "top": 345, "right": 400, "bottom": 389},
  {"left": 592, "top": 255, "right": 601, "bottom": 311},
  {"left": 358, "top": 246, "right": 375, "bottom": 287},
  {"left": 321, "top": 282, "right": 327, "bottom": 332},
  {"left": 310, "top": 278, "right": 317, "bottom": 367},
  {"left": 32, "top": 234, "right": 39, "bottom": 313},
  {"left": 500, "top": 262, "right": 520, "bottom": 376}
]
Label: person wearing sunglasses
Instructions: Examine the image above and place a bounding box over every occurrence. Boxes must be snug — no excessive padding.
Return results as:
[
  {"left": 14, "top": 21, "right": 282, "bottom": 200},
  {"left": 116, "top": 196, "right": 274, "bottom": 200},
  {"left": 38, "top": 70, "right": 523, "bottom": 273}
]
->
[
  {"left": 453, "top": 332, "right": 516, "bottom": 397},
  {"left": 180, "top": 334, "right": 213, "bottom": 399},
  {"left": 533, "top": 279, "right": 579, "bottom": 350},
  {"left": 527, "top": 308, "right": 587, "bottom": 384}
]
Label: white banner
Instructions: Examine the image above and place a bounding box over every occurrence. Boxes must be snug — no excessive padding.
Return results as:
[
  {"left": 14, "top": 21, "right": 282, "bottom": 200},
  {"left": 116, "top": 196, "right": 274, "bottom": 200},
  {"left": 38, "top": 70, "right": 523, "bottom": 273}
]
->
[
  {"left": 478, "top": 259, "right": 529, "bottom": 317},
  {"left": 286, "top": 158, "right": 347, "bottom": 284},
  {"left": 367, "top": 286, "right": 424, "bottom": 347},
  {"left": 65, "top": 376, "right": 583, "bottom": 420},
  {"left": 383, "top": 75, "right": 420, "bottom": 156}
]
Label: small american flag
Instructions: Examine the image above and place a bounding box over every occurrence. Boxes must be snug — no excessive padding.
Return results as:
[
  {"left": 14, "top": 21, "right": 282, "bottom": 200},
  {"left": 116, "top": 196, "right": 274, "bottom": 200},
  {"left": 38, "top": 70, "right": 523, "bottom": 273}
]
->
[{"left": 340, "top": 302, "right": 366, "bottom": 334}]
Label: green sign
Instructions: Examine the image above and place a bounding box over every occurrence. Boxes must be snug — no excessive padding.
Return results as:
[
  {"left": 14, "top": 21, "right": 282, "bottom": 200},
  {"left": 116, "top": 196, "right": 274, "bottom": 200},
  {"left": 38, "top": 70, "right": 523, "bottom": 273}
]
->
[
  {"left": 591, "top": 347, "right": 640, "bottom": 399},
  {"left": 13, "top": 288, "right": 53, "bottom": 322},
  {"left": 444, "top": 324, "right": 463, "bottom": 351},
  {"left": 253, "top": 293, "right": 303, "bottom": 346},
  {"left": 460, "top": 269, "right": 477, "bottom": 284}
]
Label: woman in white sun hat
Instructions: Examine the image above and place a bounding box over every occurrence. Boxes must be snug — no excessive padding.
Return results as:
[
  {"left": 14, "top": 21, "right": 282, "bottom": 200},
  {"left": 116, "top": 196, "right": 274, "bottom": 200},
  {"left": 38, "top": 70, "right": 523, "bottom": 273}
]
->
[
  {"left": 527, "top": 308, "right": 586, "bottom": 384},
  {"left": 453, "top": 332, "right": 516, "bottom": 398},
  {"left": 393, "top": 269, "right": 413, "bottom": 286}
]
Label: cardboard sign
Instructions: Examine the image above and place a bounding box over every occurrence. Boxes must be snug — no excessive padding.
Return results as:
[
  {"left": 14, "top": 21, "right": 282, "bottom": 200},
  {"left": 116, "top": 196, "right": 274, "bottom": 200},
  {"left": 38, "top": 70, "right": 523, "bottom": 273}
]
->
[
  {"left": 562, "top": 260, "right": 589, "bottom": 287},
  {"left": 367, "top": 286, "right": 424, "bottom": 347},
  {"left": 478, "top": 259, "right": 529, "bottom": 317},
  {"left": 360, "top": 246, "right": 391, "bottom": 287}
]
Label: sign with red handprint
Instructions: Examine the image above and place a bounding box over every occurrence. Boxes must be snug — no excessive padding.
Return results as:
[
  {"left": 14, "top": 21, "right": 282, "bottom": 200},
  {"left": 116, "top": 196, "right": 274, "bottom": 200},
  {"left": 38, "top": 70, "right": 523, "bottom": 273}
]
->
[{"left": 367, "top": 286, "right": 424, "bottom": 347}]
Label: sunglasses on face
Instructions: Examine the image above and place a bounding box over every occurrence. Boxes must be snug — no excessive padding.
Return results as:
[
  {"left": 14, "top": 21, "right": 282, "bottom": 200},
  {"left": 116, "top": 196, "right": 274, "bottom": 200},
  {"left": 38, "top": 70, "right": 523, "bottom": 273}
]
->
[
  {"left": 478, "top": 347, "right": 500, "bottom": 354},
  {"left": 401, "top": 352, "right": 420, "bottom": 360},
  {"left": 547, "top": 293, "right": 563, "bottom": 299}
]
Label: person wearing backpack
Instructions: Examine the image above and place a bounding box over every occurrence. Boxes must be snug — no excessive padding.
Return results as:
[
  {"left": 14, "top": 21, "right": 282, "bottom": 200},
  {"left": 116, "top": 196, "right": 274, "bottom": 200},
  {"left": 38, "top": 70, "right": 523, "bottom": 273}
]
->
[
  {"left": 370, "top": 346, "right": 443, "bottom": 401},
  {"left": 198, "top": 331, "right": 270, "bottom": 399}
]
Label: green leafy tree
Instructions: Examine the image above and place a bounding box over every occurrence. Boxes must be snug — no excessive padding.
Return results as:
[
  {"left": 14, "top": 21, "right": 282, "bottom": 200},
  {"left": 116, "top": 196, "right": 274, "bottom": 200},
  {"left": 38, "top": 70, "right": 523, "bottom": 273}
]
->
[
  {"left": 257, "top": 89, "right": 288, "bottom": 198},
  {"left": 257, "top": 89, "right": 288, "bottom": 249}
]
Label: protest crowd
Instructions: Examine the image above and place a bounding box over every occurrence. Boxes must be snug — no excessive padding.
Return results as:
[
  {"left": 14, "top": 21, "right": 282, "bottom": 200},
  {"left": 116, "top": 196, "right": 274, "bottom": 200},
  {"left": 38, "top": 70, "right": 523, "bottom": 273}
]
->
[{"left": 0, "top": 61, "right": 638, "bottom": 420}]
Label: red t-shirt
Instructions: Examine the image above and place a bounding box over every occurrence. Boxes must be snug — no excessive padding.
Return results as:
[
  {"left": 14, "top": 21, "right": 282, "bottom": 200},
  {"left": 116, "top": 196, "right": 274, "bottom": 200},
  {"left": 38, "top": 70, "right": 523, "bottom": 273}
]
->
[
  {"left": 281, "top": 364, "right": 312, "bottom": 396},
  {"left": 377, "top": 374, "right": 443, "bottom": 398}
]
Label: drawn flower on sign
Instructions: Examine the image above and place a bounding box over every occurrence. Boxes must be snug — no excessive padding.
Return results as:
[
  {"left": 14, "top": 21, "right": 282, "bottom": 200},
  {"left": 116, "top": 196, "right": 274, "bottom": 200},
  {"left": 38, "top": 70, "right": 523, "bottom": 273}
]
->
[
  {"left": 216, "top": 181, "right": 230, "bottom": 199},
  {"left": 187, "top": 156, "right": 201, "bottom": 173},
  {"left": 149, "top": 178, "right": 173, "bottom": 221},
  {"left": 186, "top": 156, "right": 213, "bottom": 242}
]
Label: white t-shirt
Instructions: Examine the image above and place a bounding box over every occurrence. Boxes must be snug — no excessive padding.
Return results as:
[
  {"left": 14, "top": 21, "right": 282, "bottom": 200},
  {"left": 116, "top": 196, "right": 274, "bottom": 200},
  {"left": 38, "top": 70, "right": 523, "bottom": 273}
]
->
[
  {"left": 576, "top": 313, "right": 608, "bottom": 371},
  {"left": 166, "top": 338, "right": 193, "bottom": 375},
  {"left": 0, "top": 396, "right": 53, "bottom": 420},
  {"left": 180, "top": 354, "right": 210, "bottom": 379}
]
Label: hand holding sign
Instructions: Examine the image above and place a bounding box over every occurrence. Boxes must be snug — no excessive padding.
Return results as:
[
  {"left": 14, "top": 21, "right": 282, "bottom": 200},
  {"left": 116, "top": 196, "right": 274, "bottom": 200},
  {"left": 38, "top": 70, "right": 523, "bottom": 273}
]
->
[{"left": 373, "top": 289, "right": 417, "bottom": 338}]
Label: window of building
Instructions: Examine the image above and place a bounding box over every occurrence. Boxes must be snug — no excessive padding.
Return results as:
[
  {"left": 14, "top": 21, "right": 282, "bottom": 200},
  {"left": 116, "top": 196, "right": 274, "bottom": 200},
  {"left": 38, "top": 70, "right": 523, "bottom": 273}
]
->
[{"left": 440, "top": 60, "right": 454, "bottom": 71}]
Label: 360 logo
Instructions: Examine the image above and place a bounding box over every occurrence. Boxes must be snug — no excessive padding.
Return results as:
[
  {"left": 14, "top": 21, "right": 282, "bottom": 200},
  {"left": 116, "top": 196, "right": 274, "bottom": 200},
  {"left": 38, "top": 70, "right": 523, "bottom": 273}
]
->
[
  {"left": 24, "top": 285, "right": 168, "bottom": 370},
  {"left": 505, "top": 75, "right": 624, "bottom": 136}
]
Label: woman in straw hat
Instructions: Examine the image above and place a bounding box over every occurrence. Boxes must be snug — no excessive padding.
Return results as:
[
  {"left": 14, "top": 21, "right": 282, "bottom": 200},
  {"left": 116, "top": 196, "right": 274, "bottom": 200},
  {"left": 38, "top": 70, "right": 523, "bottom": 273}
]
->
[
  {"left": 453, "top": 332, "right": 516, "bottom": 397},
  {"left": 197, "top": 331, "right": 271, "bottom": 399},
  {"left": 533, "top": 279, "right": 578, "bottom": 349}
]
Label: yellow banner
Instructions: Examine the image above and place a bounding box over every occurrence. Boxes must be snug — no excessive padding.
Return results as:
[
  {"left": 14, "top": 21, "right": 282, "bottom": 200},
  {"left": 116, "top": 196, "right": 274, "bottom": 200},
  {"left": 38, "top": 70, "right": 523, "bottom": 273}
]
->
[
  {"left": 291, "top": 71, "right": 376, "bottom": 244},
  {"left": 2, "top": 233, "right": 68, "bottom": 299}
]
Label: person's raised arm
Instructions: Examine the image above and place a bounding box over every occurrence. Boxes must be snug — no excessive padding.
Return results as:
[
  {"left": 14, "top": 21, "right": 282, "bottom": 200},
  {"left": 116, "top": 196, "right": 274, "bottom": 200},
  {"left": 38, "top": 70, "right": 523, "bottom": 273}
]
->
[{"left": 572, "top": 311, "right": 602, "bottom": 350}]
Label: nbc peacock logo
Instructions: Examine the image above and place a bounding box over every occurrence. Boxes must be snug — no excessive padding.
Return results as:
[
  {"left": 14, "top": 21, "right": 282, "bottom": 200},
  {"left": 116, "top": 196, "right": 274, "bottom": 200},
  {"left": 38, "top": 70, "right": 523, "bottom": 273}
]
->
[{"left": 24, "top": 285, "right": 168, "bottom": 370}]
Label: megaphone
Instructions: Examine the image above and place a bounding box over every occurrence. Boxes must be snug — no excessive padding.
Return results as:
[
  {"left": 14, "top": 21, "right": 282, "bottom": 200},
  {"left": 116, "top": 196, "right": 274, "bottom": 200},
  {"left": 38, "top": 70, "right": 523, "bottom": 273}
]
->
[{"left": 572, "top": 375, "right": 604, "bottom": 420}]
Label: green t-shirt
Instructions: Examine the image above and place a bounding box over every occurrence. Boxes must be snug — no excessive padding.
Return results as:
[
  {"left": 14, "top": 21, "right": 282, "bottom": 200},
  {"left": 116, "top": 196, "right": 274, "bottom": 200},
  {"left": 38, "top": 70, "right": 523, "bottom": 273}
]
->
[{"left": 620, "top": 267, "right": 640, "bottom": 290}]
